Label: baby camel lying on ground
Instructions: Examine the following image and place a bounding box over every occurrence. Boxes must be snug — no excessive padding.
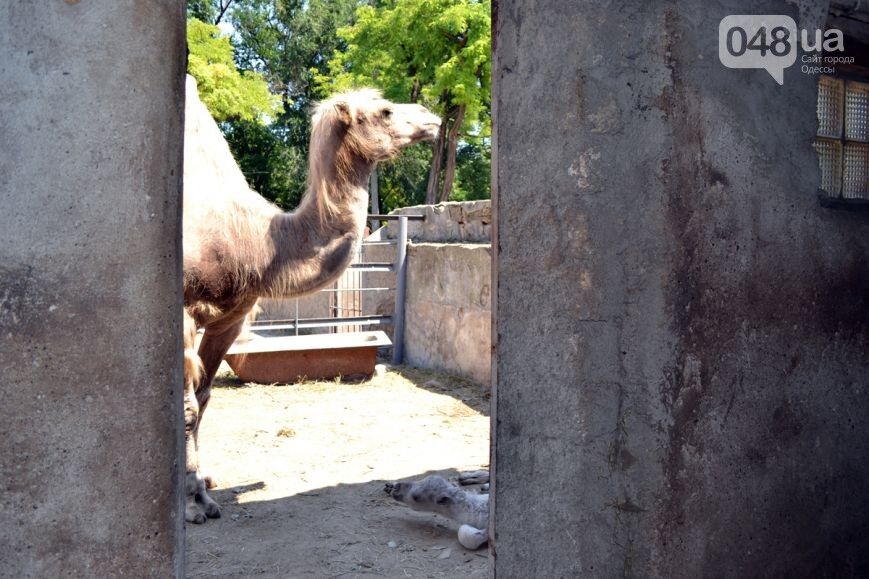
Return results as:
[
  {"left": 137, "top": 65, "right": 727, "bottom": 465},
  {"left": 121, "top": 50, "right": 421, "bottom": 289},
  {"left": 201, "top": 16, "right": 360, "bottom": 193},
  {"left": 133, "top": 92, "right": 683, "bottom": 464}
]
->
[{"left": 385, "top": 471, "right": 490, "bottom": 549}]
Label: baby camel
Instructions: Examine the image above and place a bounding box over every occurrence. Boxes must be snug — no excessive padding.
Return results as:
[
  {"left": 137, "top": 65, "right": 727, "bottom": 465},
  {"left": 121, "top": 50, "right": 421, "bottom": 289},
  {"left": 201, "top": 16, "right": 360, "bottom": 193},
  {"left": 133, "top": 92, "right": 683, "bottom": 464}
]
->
[{"left": 385, "top": 473, "right": 490, "bottom": 550}]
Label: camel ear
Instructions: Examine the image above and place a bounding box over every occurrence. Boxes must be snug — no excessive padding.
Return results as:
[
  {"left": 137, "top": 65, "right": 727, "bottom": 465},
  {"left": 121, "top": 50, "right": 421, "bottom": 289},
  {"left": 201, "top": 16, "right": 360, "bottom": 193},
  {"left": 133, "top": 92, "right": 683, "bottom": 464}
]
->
[{"left": 334, "top": 101, "right": 351, "bottom": 126}]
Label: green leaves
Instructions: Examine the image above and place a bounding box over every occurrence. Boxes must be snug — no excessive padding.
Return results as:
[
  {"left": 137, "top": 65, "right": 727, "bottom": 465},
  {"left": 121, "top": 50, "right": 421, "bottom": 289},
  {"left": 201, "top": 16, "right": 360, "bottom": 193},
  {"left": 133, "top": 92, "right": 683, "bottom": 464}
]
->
[
  {"left": 185, "top": 0, "right": 490, "bottom": 208},
  {"left": 223, "top": 120, "right": 307, "bottom": 209},
  {"left": 318, "top": 0, "right": 491, "bottom": 203},
  {"left": 320, "top": 0, "right": 491, "bottom": 135},
  {"left": 187, "top": 19, "right": 283, "bottom": 124}
]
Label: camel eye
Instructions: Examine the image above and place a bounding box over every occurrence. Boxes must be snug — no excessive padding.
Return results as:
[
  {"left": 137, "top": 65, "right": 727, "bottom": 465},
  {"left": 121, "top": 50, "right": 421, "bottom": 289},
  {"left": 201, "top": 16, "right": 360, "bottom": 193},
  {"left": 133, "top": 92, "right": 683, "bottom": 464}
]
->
[
  {"left": 436, "top": 496, "right": 452, "bottom": 505},
  {"left": 382, "top": 108, "right": 393, "bottom": 119}
]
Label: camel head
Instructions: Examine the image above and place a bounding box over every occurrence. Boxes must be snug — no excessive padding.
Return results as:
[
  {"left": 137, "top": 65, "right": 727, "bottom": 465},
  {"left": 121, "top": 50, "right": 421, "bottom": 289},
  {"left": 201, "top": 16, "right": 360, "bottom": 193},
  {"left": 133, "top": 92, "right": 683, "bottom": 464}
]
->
[
  {"left": 384, "top": 475, "right": 462, "bottom": 517},
  {"left": 314, "top": 89, "right": 442, "bottom": 163}
]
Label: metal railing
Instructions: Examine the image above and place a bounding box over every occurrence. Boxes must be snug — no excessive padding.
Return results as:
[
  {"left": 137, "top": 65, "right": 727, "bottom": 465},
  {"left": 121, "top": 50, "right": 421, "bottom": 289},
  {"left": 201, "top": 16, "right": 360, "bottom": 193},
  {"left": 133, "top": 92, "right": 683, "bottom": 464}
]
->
[{"left": 248, "top": 213, "right": 423, "bottom": 364}]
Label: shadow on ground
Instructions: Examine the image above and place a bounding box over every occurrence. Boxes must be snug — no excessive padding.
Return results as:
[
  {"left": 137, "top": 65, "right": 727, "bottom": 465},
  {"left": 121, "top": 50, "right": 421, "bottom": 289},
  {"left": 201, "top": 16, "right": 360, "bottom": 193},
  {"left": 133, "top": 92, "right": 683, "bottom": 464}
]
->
[
  {"left": 188, "top": 365, "right": 490, "bottom": 578},
  {"left": 188, "top": 470, "right": 489, "bottom": 578}
]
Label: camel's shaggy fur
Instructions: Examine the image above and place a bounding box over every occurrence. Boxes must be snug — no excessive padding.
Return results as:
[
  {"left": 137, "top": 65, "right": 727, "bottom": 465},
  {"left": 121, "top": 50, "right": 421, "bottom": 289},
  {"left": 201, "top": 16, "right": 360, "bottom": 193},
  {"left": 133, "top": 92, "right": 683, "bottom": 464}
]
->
[
  {"left": 182, "top": 78, "right": 440, "bottom": 523},
  {"left": 385, "top": 474, "right": 489, "bottom": 550}
]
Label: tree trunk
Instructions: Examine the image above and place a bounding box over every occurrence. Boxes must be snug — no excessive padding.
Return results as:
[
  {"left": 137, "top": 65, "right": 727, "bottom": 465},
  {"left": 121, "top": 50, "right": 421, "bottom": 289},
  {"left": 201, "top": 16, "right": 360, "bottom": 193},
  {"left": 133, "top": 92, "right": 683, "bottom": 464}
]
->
[
  {"left": 425, "top": 121, "right": 447, "bottom": 205},
  {"left": 438, "top": 104, "right": 465, "bottom": 203}
]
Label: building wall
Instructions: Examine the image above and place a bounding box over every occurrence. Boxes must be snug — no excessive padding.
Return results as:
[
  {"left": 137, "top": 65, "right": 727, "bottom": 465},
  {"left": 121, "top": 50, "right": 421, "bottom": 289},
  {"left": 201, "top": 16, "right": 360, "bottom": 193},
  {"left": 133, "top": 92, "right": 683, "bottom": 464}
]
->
[
  {"left": 493, "top": 0, "right": 869, "bottom": 576},
  {"left": 0, "top": 2, "right": 186, "bottom": 576}
]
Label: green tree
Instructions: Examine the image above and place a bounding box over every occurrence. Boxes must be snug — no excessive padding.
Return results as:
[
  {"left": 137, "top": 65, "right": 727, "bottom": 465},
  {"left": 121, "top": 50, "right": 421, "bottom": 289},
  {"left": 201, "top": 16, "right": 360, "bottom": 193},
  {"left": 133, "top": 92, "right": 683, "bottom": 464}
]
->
[
  {"left": 321, "top": 0, "right": 491, "bottom": 203},
  {"left": 187, "top": 18, "right": 282, "bottom": 123},
  {"left": 188, "top": 0, "right": 236, "bottom": 25},
  {"left": 220, "top": 0, "right": 360, "bottom": 208},
  {"left": 452, "top": 140, "right": 491, "bottom": 202},
  {"left": 378, "top": 144, "right": 432, "bottom": 213},
  {"left": 222, "top": 120, "right": 306, "bottom": 208}
]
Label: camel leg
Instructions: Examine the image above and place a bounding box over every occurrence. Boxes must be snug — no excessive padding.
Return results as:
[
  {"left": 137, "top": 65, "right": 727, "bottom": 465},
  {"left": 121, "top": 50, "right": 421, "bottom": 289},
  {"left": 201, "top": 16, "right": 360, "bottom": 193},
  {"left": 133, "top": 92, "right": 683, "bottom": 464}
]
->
[
  {"left": 182, "top": 310, "right": 208, "bottom": 524},
  {"left": 458, "top": 470, "right": 490, "bottom": 486},
  {"left": 190, "top": 316, "right": 247, "bottom": 520},
  {"left": 184, "top": 377, "right": 208, "bottom": 524}
]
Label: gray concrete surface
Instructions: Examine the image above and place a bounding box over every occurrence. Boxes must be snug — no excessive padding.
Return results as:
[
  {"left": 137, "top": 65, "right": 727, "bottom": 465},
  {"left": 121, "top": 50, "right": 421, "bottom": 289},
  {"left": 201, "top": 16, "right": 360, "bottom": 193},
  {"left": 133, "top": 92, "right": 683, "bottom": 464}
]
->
[
  {"left": 492, "top": 0, "right": 869, "bottom": 576},
  {"left": 406, "top": 243, "right": 492, "bottom": 384},
  {"left": 0, "top": 2, "right": 186, "bottom": 576}
]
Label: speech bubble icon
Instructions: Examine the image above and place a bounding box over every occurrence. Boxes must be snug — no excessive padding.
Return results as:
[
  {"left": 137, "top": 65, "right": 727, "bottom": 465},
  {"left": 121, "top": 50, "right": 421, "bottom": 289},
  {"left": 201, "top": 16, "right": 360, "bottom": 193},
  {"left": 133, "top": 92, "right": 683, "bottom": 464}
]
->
[{"left": 719, "top": 15, "right": 797, "bottom": 85}]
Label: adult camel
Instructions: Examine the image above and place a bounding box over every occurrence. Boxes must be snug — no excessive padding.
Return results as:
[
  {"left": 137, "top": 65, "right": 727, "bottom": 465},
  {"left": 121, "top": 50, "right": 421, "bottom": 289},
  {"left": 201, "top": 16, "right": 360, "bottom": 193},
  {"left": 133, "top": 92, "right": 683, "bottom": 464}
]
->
[{"left": 182, "top": 78, "right": 441, "bottom": 523}]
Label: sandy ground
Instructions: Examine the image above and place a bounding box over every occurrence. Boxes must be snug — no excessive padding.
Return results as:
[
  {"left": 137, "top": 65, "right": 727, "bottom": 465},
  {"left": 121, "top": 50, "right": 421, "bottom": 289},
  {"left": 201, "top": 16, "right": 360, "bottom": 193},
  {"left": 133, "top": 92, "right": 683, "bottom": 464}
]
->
[{"left": 186, "top": 365, "right": 490, "bottom": 578}]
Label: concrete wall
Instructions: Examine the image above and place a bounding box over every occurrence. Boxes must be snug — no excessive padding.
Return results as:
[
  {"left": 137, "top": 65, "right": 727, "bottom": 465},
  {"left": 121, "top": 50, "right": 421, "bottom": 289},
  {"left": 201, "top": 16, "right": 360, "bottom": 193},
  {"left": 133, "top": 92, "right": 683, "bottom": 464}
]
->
[
  {"left": 405, "top": 243, "right": 492, "bottom": 384},
  {"left": 493, "top": 0, "right": 869, "bottom": 577},
  {"left": 388, "top": 200, "right": 491, "bottom": 242},
  {"left": 361, "top": 204, "right": 493, "bottom": 384},
  {"left": 0, "top": 2, "right": 186, "bottom": 576}
]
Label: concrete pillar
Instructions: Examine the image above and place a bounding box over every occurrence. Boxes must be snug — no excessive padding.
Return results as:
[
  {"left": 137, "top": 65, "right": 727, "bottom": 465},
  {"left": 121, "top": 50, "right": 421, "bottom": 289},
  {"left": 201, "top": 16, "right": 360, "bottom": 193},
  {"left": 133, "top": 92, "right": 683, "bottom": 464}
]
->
[
  {"left": 492, "top": 1, "right": 869, "bottom": 576},
  {"left": 0, "top": 2, "right": 186, "bottom": 576}
]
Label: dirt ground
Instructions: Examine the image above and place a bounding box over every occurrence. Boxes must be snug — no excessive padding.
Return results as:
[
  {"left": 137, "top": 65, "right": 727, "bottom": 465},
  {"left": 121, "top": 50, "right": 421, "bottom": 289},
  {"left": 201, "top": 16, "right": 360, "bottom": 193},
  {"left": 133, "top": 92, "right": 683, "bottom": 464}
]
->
[{"left": 186, "top": 365, "right": 490, "bottom": 578}]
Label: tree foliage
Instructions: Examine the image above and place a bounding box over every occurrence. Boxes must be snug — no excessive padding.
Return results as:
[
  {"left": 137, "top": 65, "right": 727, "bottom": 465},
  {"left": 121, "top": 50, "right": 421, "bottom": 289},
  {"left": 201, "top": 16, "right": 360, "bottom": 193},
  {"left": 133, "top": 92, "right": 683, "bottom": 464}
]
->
[
  {"left": 323, "top": 0, "right": 490, "bottom": 134},
  {"left": 222, "top": 121, "right": 305, "bottom": 208},
  {"left": 215, "top": 0, "right": 360, "bottom": 208},
  {"left": 187, "top": 18, "right": 282, "bottom": 123},
  {"left": 319, "top": 0, "right": 491, "bottom": 203},
  {"left": 185, "top": 0, "right": 490, "bottom": 211},
  {"left": 187, "top": 0, "right": 236, "bottom": 25}
]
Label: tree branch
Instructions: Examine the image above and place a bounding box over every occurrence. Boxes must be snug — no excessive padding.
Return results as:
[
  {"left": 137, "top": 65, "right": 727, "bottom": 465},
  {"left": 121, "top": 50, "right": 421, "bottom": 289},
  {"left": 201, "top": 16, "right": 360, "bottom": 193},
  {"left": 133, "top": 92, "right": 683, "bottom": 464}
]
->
[
  {"left": 440, "top": 28, "right": 469, "bottom": 48},
  {"left": 214, "top": 0, "right": 234, "bottom": 25}
]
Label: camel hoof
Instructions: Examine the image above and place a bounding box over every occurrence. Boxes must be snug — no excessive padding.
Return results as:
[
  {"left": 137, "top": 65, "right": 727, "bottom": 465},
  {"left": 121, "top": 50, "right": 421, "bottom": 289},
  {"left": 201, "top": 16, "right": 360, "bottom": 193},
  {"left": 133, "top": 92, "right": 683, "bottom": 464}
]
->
[
  {"left": 203, "top": 500, "right": 221, "bottom": 519},
  {"left": 196, "top": 487, "right": 221, "bottom": 519},
  {"left": 186, "top": 502, "right": 207, "bottom": 524}
]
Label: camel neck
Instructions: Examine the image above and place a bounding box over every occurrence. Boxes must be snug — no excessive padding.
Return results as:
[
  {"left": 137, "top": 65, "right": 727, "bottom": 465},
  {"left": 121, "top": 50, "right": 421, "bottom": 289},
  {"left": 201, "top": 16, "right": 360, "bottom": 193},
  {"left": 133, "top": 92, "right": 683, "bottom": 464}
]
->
[{"left": 258, "top": 164, "right": 371, "bottom": 299}]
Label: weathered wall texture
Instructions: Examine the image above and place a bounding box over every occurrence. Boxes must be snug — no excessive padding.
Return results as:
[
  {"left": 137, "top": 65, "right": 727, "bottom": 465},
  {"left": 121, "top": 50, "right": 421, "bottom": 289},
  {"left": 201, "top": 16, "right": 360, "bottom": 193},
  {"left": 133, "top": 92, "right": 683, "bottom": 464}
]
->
[
  {"left": 493, "top": 0, "right": 869, "bottom": 576},
  {"left": 0, "top": 2, "right": 186, "bottom": 576},
  {"left": 406, "top": 243, "right": 492, "bottom": 384},
  {"left": 360, "top": 204, "right": 492, "bottom": 383},
  {"left": 388, "top": 200, "right": 492, "bottom": 242}
]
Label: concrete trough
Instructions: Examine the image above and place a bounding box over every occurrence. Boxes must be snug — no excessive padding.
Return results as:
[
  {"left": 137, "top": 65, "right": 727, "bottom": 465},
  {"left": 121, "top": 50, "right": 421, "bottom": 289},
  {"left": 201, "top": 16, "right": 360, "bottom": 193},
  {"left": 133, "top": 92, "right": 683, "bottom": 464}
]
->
[{"left": 225, "top": 330, "right": 391, "bottom": 383}]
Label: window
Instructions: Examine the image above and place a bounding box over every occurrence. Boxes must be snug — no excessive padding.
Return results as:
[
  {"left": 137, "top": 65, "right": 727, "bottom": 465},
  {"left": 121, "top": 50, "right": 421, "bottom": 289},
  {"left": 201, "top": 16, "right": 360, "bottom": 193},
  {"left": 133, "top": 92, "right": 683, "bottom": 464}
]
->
[{"left": 814, "top": 74, "right": 869, "bottom": 203}]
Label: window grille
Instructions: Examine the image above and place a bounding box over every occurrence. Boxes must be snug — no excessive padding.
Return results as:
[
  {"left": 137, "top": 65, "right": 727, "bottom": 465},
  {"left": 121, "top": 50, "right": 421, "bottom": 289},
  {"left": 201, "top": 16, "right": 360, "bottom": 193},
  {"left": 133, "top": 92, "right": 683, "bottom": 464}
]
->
[{"left": 815, "top": 74, "right": 869, "bottom": 201}]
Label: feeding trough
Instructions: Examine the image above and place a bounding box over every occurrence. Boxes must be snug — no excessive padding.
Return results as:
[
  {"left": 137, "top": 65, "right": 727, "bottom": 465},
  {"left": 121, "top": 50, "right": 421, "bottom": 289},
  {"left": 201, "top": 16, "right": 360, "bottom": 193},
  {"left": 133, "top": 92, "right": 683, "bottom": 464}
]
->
[{"left": 224, "top": 330, "right": 391, "bottom": 384}]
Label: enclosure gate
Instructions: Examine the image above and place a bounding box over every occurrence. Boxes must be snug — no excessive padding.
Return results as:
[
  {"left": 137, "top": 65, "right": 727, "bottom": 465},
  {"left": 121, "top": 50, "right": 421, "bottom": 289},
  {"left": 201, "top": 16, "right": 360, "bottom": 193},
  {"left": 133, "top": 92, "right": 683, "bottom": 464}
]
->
[{"left": 248, "top": 214, "right": 422, "bottom": 364}]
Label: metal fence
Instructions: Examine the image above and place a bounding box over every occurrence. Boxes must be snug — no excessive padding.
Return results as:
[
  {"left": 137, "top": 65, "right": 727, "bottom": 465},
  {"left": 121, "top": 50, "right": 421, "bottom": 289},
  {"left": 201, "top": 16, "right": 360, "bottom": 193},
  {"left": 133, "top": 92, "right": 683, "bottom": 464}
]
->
[{"left": 248, "top": 214, "right": 423, "bottom": 364}]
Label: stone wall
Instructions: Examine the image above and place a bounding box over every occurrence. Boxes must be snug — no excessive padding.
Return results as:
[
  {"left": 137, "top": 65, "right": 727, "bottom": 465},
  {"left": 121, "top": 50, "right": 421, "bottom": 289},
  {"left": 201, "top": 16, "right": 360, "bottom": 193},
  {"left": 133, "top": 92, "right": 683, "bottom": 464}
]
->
[
  {"left": 405, "top": 243, "right": 492, "bottom": 385},
  {"left": 365, "top": 203, "right": 493, "bottom": 384},
  {"left": 387, "top": 200, "right": 491, "bottom": 242},
  {"left": 0, "top": 1, "right": 186, "bottom": 575},
  {"left": 492, "top": 0, "right": 869, "bottom": 576}
]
